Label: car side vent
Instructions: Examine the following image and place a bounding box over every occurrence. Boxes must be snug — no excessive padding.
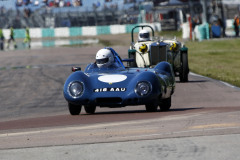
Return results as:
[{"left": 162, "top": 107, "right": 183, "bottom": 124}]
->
[{"left": 96, "top": 97, "right": 122, "bottom": 104}]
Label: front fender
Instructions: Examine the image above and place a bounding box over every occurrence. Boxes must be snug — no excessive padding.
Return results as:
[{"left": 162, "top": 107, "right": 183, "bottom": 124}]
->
[
  {"left": 154, "top": 61, "right": 175, "bottom": 97},
  {"left": 63, "top": 71, "right": 89, "bottom": 102},
  {"left": 129, "top": 71, "right": 162, "bottom": 96}
]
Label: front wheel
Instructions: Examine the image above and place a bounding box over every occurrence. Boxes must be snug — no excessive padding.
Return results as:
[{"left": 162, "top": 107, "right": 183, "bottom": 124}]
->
[
  {"left": 145, "top": 102, "right": 158, "bottom": 112},
  {"left": 179, "top": 53, "right": 189, "bottom": 82},
  {"left": 84, "top": 105, "right": 96, "bottom": 114},
  {"left": 159, "top": 97, "right": 171, "bottom": 111},
  {"left": 68, "top": 103, "right": 82, "bottom": 115}
]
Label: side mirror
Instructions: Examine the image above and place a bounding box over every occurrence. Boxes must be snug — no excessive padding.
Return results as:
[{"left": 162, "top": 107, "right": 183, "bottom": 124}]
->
[{"left": 72, "top": 67, "right": 81, "bottom": 72}]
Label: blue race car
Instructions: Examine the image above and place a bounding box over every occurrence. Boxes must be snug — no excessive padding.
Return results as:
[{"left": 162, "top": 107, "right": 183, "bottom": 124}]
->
[{"left": 63, "top": 47, "right": 175, "bottom": 115}]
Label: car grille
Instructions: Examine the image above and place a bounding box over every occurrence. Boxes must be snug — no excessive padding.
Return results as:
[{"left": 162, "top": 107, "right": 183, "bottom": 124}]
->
[{"left": 95, "top": 97, "right": 122, "bottom": 104}]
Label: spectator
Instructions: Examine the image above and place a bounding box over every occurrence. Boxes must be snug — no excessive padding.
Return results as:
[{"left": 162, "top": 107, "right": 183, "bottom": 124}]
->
[
  {"left": 24, "top": 8, "right": 31, "bottom": 18},
  {"left": 49, "top": 1, "right": 54, "bottom": 7},
  {"left": 218, "top": 18, "right": 226, "bottom": 37},
  {"left": 23, "top": 27, "right": 31, "bottom": 49},
  {"left": 103, "top": 3, "right": 108, "bottom": 10},
  {"left": 0, "top": 6, "right": 6, "bottom": 15},
  {"left": 7, "top": 27, "right": 17, "bottom": 49},
  {"left": 73, "top": 0, "right": 82, "bottom": 7},
  {"left": 54, "top": 0, "right": 60, "bottom": 7},
  {"left": 23, "top": 0, "right": 31, "bottom": 6},
  {"left": 192, "top": 16, "right": 201, "bottom": 30},
  {"left": 65, "top": 1, "right": 71, "bottom": 6},
  {"left": 59, "top": 0, "right": 65, "bottom": 7},
  {"left": 16, "top": 0, "right": 23, "bottom": 6},
  {"left": 34, "top": 0, "right": 39, "bottom": 6},
  {"left": 43, "top": 0, "right": 48, "bottom": 5},
  {"left": 233, "top": 15, "right": 239, "bottom": 37},
  {"left": 0, "top": 28, "right": 4, "bottom": 50}
]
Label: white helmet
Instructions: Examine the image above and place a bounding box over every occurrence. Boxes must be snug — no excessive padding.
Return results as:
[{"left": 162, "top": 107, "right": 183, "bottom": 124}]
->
[
  {"left": 96, "top": 49, "right": 114, "bottom": 68},
  {"left": 138, "top": 29, "right": 150, "bottom": 41}
]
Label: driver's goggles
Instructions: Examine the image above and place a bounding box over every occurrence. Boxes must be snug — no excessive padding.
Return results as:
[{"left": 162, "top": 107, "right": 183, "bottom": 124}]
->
[
  {"left": 96, "top": 58, "right": 109, "bottom": 64},
  {"left": 140, "top": 33, "right": 149, "bottom": 38}
]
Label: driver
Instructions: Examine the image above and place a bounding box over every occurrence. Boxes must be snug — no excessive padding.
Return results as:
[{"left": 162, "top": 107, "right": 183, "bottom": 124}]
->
[
  {"left": 96, "top": 48, "right": 116, "bottom": 68},
  {"left": 134, "top": 29, "right": 152, "bottom": 68},
  {"left": 138, "top": 29, "right": 150, "bottom": 42}
]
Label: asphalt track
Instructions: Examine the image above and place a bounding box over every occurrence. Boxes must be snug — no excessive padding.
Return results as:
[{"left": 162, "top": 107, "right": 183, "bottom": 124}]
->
[{"left": 0, "top": 46, "right": 240, "bottom": 159}]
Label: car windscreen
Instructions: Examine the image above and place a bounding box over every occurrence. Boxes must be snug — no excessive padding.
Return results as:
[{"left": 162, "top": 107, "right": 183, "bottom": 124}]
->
[{"left": 85, "top": 63, "right": 125, "bottom": 73}]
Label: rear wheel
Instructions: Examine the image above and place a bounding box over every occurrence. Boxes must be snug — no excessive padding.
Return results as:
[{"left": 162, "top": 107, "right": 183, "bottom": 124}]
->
[
  {"left": 145, "top": 102, "right": 158, "bottom": 112},
  {"left": 84, "top": 105, "right": 96, "bottom": 114},
  {"left": 159, "top": 97, "right": 171, "bottom": 111},
  {"left": 68, "top": 103, "right": 82, "bottom": 115},
  {"left": 179, "top": 53, "right": 189, "bottom": 82}
]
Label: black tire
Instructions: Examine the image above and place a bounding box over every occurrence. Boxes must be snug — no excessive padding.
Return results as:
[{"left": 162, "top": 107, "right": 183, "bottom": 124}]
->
[
  {"left": 145, "top": 102, "right": 158, "bottom": 112},
  {"left": 68, "top": 103, "right": 82, "bottom": 115},
  {"left": 128, "top": 49, "right": 137, "bottom": 67},
  {"left": 179, "top": 53, "right": 189, "bottom": 82},
  {"left": 159, "top": 97, "right": 171, "bottom": 111},
  {"left": 84, "top": 105, "right": 96, "bottom": 114},
  {"left": 0, "top": 42, "right": 3, "bottom": 50}
]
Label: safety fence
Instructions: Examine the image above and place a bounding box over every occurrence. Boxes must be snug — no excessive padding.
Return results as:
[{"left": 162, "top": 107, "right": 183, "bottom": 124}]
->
[{"left": 2, "top": 23, "right": 161, "bottom": 40}]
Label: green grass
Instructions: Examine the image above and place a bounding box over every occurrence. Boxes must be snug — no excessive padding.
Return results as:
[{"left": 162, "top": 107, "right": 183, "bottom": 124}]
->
[
  {"left": 186, "top": 39, "right": 240, "bottom": 87},
  {"left": 157, "top": 31, "right": 182, "bottom": 39}
]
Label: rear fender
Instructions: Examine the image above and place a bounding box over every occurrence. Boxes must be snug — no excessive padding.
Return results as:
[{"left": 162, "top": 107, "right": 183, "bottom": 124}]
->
[{"left": 154, "top": 62, "right": 174, "bottom": 77}]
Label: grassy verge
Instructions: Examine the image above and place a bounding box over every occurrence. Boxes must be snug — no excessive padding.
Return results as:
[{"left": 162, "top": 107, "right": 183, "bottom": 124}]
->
[
  {"left": 156, "top": 31, "right": 183, "bottom": 40},
  {"left": 186, "top": 39, "right": 240, "bottom": 87}
]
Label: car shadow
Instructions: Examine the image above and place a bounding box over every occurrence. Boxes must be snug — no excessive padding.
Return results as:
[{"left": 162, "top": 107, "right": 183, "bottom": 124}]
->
[
  {"left": 83, "top": 107, "right": 203, "bottom": 115},
  {"left": 169, "top": 107, "right": 203, "bottom": 112},
  {"left": 176, "top": 80, "right": 209, "bottom": 83}
]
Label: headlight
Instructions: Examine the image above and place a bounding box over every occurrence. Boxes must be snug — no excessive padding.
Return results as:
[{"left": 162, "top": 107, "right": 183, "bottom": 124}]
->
[
  {"left": 68, "top": 81, "right": 84, "bottom": 98},
  {"left": 135, "top": 81, "right": 151, "bottom": 96}
]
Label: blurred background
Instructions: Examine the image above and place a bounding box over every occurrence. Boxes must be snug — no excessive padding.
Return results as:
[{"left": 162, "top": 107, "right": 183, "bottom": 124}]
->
[{"left": 0, "top": 0, "right": 237, "bottom": 30}]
